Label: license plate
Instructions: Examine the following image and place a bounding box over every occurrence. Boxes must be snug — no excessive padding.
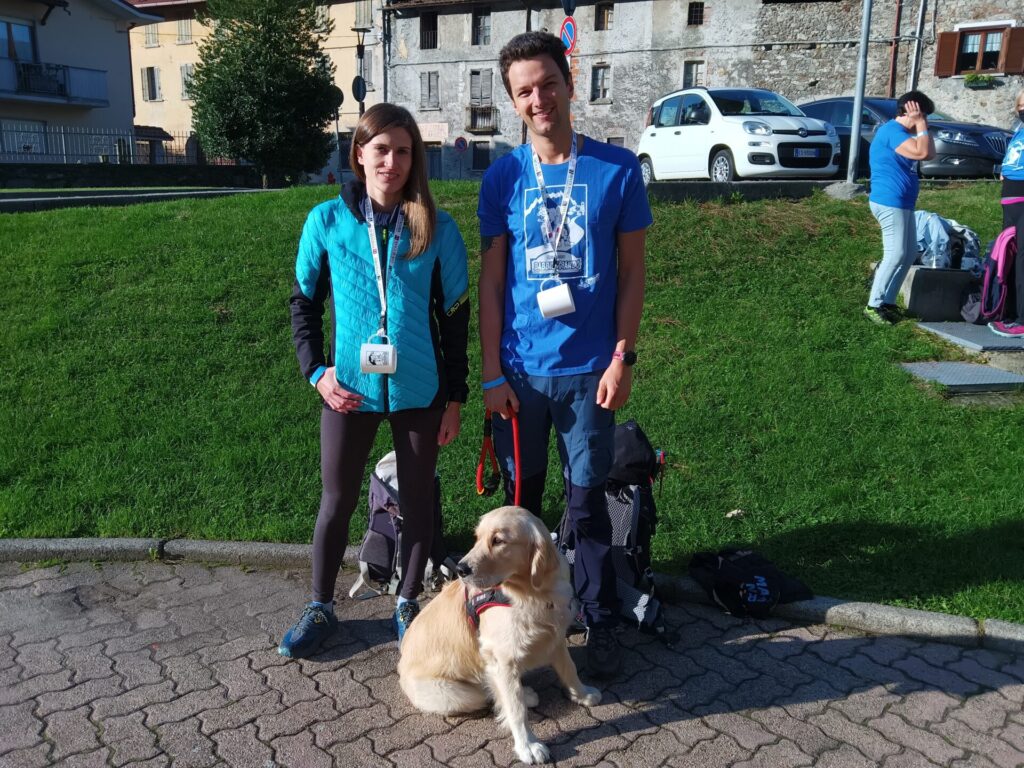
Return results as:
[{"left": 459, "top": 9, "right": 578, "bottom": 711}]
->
[{"left": 794, "top": 148, "right": 819, "bottom": 158}]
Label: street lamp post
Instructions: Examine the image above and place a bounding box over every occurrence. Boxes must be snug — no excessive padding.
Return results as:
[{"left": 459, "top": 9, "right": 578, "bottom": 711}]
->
[{"left": 352, "top": 23, "right": 371, "bottom": 116}]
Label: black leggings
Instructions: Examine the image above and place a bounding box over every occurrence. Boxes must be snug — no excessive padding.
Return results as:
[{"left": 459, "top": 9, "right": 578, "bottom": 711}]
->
[
  {"left": 1003, "top": 200, "right": 1024, "bottom": 324},
  {"left": 311, "top": 405, "right": 443, "bottom": 603}
]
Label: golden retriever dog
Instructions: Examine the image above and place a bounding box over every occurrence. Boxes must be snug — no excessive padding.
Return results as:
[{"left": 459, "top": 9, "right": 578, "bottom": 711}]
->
[{"left": 398, "top": 506, "right": 601, "bottom": 764}]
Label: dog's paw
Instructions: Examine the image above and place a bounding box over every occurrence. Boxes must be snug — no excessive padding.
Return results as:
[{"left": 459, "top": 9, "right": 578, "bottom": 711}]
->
[
  {"left": 515, "top": 740, "right": 551, "bottom": 764},
  {"left": 571, "top": 685, "right": 601, "bottom": 707},
  {"left": 522, "top": 686, "right": 539, "bottom": 708}
]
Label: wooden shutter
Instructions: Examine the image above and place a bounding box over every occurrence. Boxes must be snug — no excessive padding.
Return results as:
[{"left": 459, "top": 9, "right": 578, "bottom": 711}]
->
[
  {"left": 470, "top": 70, "right": 481, "bottom": 106},
  {"left": 933, "top": 31, "right": 959, "bottom": 77},
  {"left": 481, "top": 68, "right": 492, "bottom": 106},
  {"left": 420, "top": 72, "right": 427, "bottom": 108},
  {"left": 430, "top": 72, "right": 438, "bottom": 108},
  {"left": 154, "top": 68, "right": 162, "bottom": 100},
  {"left": 140, "top": 68, "right": 150, "bottom": 101},
  {"left": 1001, "top": 27, "right": 1024, "bottom": 75}
]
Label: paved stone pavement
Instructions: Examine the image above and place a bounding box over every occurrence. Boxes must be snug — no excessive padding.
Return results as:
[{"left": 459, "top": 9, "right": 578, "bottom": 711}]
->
[{"left": 1, "top": 560, "right": 1023, "bottom": 768}]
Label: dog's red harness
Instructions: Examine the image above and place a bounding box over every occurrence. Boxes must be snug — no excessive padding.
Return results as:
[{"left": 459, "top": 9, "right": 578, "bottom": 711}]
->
[{"left": 465, "top": 586, "right": 512, "bottom": 630}]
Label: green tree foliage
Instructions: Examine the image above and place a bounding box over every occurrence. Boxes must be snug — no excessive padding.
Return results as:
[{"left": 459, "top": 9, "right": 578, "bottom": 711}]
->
[{"left": 191, "top": 0, "right": 343, "bottom": 186}]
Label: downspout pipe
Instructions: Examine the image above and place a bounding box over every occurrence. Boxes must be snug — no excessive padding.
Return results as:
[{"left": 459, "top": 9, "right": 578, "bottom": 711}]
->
[
  {"left": 887, "top": 0, "right": 902, "bottom": 98},
  {"left": 908, "top": 0, "right": 927, "bottom": 91}
]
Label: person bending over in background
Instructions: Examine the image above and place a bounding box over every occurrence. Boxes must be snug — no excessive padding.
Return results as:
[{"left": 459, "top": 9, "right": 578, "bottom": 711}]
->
[
  {"left": 990, "top": 90, "right": 1024, "bottom": 338},
  {"left": 282, "top": 103, "right": 469, "bottom": 658},
  {"left": 864, "top": 90, "right": 936, "bottom": 325}
]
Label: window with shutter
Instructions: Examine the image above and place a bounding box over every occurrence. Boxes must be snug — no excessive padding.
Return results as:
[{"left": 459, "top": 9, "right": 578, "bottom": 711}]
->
[
  {"left": 470, "top": 69, "right": 492, "bottom": 106},
  {"left": 177, "top": 19, "right": 192, "bottom": 44},
  {"left": 1001, "top": 27, "right": 1024, "bottom": 74},
  {"left": 141, "top": 67, "right": 161, "bottom": 101},
  {"left": 933, "top": 31, "right": 958, "bottom": 77},
  {"left": 421, "top": 71, "right": 439, "bottom": 109},
  {"left": 180, "top": 64, "right": 194, "bottom": 100},
  {"left": 939, "top": 24, "right": 1022, "bottom": 76}
]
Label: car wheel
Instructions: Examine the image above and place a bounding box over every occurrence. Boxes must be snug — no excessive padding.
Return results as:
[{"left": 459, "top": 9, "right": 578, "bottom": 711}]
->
[
  {"left": 640, "top": 157, "right": 655, "bottom": 186},
  {"left": 711, "top": 150, "right": 736, "bottom": 182}
]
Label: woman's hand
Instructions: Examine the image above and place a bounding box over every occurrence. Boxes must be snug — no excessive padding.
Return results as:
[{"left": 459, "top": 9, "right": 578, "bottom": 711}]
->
[
  {"left": 904, "top": 100, "right": 927, "bottom": 130},
  {"left": 437, "top": 401, "right": 462, "bottom": 446},
  {"left": 315, "top": 368, "right": 364, "bottom": 413}
]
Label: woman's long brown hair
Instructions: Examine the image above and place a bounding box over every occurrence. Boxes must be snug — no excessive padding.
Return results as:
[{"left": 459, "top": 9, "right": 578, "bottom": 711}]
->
[{"left": 349, "top": 103, "right": 436, "bottom": 258}]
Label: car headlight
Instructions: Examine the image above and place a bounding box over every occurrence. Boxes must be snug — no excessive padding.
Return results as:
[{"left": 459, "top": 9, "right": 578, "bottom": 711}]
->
[
  {"left": 824, "top": 122, "right": 837, "bottom": 138},
  {"left": 743, "top": 121, "right": 773, "bottom": 136},
  {"left": 935, "top": 129, "right": 978, "bottom": 147}
]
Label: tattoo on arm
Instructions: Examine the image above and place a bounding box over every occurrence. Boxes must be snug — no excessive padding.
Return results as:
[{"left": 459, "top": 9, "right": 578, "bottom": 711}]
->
[{"left": 480, "top": 234, "right": 496, "bottom": 256}]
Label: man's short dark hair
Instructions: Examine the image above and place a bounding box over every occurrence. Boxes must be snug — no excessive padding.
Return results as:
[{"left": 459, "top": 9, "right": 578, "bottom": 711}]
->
[
  {"left": 896, "top": 90, "right": 935, "bottom": 117},
  {"left": 498, "top": 31, "right": 571, "bottom": 96}
]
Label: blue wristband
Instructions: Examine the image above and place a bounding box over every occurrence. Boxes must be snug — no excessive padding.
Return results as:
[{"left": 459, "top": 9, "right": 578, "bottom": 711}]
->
[{"left": 482, "top": 376, "right": 506, "bottom": 391}]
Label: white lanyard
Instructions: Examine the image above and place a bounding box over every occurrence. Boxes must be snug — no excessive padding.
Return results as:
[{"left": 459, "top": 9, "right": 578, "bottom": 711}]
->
[
  {"left": 363, "top": 196, "right": 404, "bottom": 336},
  {"left": 530, "top": 132, "right": 577, "bottom": 255}
]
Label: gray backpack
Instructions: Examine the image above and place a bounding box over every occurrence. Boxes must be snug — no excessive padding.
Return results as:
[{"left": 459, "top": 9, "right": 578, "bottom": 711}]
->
[{"left": 348, "top": 452, "right": 456, "bottom": 598}]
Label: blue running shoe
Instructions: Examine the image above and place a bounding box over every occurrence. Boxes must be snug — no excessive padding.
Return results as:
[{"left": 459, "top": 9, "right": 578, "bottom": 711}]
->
[
  {"left": 393, "top": 600, "right": 420, "bottom": 644},
  {"left": 278, "top": 603, "right": 338, "bottom": 658}
]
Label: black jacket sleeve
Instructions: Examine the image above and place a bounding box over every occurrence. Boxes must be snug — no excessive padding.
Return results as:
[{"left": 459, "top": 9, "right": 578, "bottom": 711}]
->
[
  {"left": 289, "top": 259, "right": 332, "bottom": 383},
  {"left": 431, "top": 262, "right": 470, "bottom": 404}
]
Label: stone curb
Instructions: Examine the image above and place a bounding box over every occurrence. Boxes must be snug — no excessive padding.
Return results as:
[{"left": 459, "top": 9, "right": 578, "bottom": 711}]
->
[
  {"left": 2, "top": 538, "right": 1021, "bottom": 655},
  {"left": 0, "top": 538, "right": 160, "bottom": 562}
]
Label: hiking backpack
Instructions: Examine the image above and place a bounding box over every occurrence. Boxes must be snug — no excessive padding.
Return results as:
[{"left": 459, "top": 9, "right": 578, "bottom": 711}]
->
[
  {"left": 962, "top": 226, "right": 1017, "bottom": 324},
  {"left": 556, "top": 420, "right": 669, "bottom": 638},
  {"left": 348, "top": 452, "right": 457, "bottom": 598}
]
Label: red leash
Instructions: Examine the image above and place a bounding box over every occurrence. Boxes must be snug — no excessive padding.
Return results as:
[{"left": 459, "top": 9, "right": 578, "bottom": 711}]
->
[{"left": 476, "top": 410, "right": 520, "bottom": 507}]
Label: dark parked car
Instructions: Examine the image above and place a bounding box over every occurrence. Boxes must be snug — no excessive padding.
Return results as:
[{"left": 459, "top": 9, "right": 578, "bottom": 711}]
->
[{"left": 798, "top": 97, "right": 1012, "bottom": 178}]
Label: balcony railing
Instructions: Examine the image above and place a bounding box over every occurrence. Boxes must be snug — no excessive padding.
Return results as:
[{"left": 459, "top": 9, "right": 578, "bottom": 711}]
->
[
  {"left": 0, "top": 60, "right": 109, "bottom": 107},
  {"left": 466, "top": 105, "right": 499, "bottom": 133},
  {"left": 420, "top": 30, "right": 437, "bottom": 49}
]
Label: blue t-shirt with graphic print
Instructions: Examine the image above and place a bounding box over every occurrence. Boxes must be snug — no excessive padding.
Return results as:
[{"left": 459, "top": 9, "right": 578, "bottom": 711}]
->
[
  {"left": 1001, "top": 126, "right": 1024, "bottom": 181},
  {"left": 869, "top": 120, "right": 919, "bottom": 209},
  {"left": 478, "top": 136, "right": 653, "bottom": 377}
]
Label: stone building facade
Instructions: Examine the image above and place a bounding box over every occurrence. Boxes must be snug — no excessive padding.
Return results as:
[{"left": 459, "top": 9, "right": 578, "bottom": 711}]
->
[{"left": 384, "top": 0, "right": 1022, "bottom": 180}]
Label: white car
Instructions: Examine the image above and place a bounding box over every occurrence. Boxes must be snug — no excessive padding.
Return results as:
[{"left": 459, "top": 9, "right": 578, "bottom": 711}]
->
[{"left": 636, "top": 87, "right": 842, "bottom": 183}]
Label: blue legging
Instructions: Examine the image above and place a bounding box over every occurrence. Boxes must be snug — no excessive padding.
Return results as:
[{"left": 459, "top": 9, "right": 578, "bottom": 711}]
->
[{"left": 868, "top": 201, "right": 917, "bottom": 308}]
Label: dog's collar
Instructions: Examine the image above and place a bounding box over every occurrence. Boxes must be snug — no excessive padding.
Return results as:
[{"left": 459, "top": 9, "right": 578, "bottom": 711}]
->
[{"left": 465, "top": 585, "right": 512, "bottom": 630}]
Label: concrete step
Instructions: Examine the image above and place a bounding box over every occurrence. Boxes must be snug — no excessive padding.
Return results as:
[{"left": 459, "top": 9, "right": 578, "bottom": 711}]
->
[
  {"left": 901, "top": 362, "right": 1024, "bottom": 394},
  {"left": 917, "top": 322, "right": 1024, "bottom": 354}
]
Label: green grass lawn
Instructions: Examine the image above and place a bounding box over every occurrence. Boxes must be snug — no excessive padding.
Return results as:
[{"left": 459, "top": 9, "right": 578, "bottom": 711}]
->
[{"left": 2, "top": 180, "right": 1022, "bottom": 623}]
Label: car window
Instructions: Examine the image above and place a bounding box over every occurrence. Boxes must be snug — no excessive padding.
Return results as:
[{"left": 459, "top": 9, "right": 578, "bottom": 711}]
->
[
  {"left": 710, "top": 89, "right": 803, "bottom": 117},
  {"left": 801, "top": 102, "right": 831, "bottom": 122},
  {"left": 656, "top": 95, "right": 683, "bottom": 127},
  {"left": 860, "top": 108, "right": 879, "bottom": 127},
  {"left": 681, "top": 94, "right": 710, "bottom": 125}
]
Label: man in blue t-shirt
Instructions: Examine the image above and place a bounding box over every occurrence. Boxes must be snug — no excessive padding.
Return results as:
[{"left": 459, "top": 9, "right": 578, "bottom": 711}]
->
[
  {"left": 478, "top": 31, "right": 652, "bottom": 679},
  {"left": 864, "top": 91, "right": 936, "bottom": 325}
]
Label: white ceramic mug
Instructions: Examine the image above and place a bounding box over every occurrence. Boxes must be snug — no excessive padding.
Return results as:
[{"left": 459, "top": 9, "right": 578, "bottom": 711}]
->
[
  {"left": 536, "top": 280, "right": 575, "bottom": 319},
  {"left": 360, "top": 336, "right": 397, "bottom": 374}
]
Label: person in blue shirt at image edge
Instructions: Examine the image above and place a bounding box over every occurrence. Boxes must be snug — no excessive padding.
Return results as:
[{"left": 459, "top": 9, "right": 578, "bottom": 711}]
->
[{"left": 990, "top": 89, "right": 1024, "bottom": 338}]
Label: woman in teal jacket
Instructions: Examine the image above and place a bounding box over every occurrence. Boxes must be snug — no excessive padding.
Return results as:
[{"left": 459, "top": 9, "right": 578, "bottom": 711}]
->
[{"left": 282, "top": 104, "right": 470, "bottom": 657}]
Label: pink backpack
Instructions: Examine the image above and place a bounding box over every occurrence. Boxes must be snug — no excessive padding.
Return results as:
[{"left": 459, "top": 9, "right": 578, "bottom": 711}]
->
[{"left": 963, "top": 226, "right": 1017, "bottom": 323}]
